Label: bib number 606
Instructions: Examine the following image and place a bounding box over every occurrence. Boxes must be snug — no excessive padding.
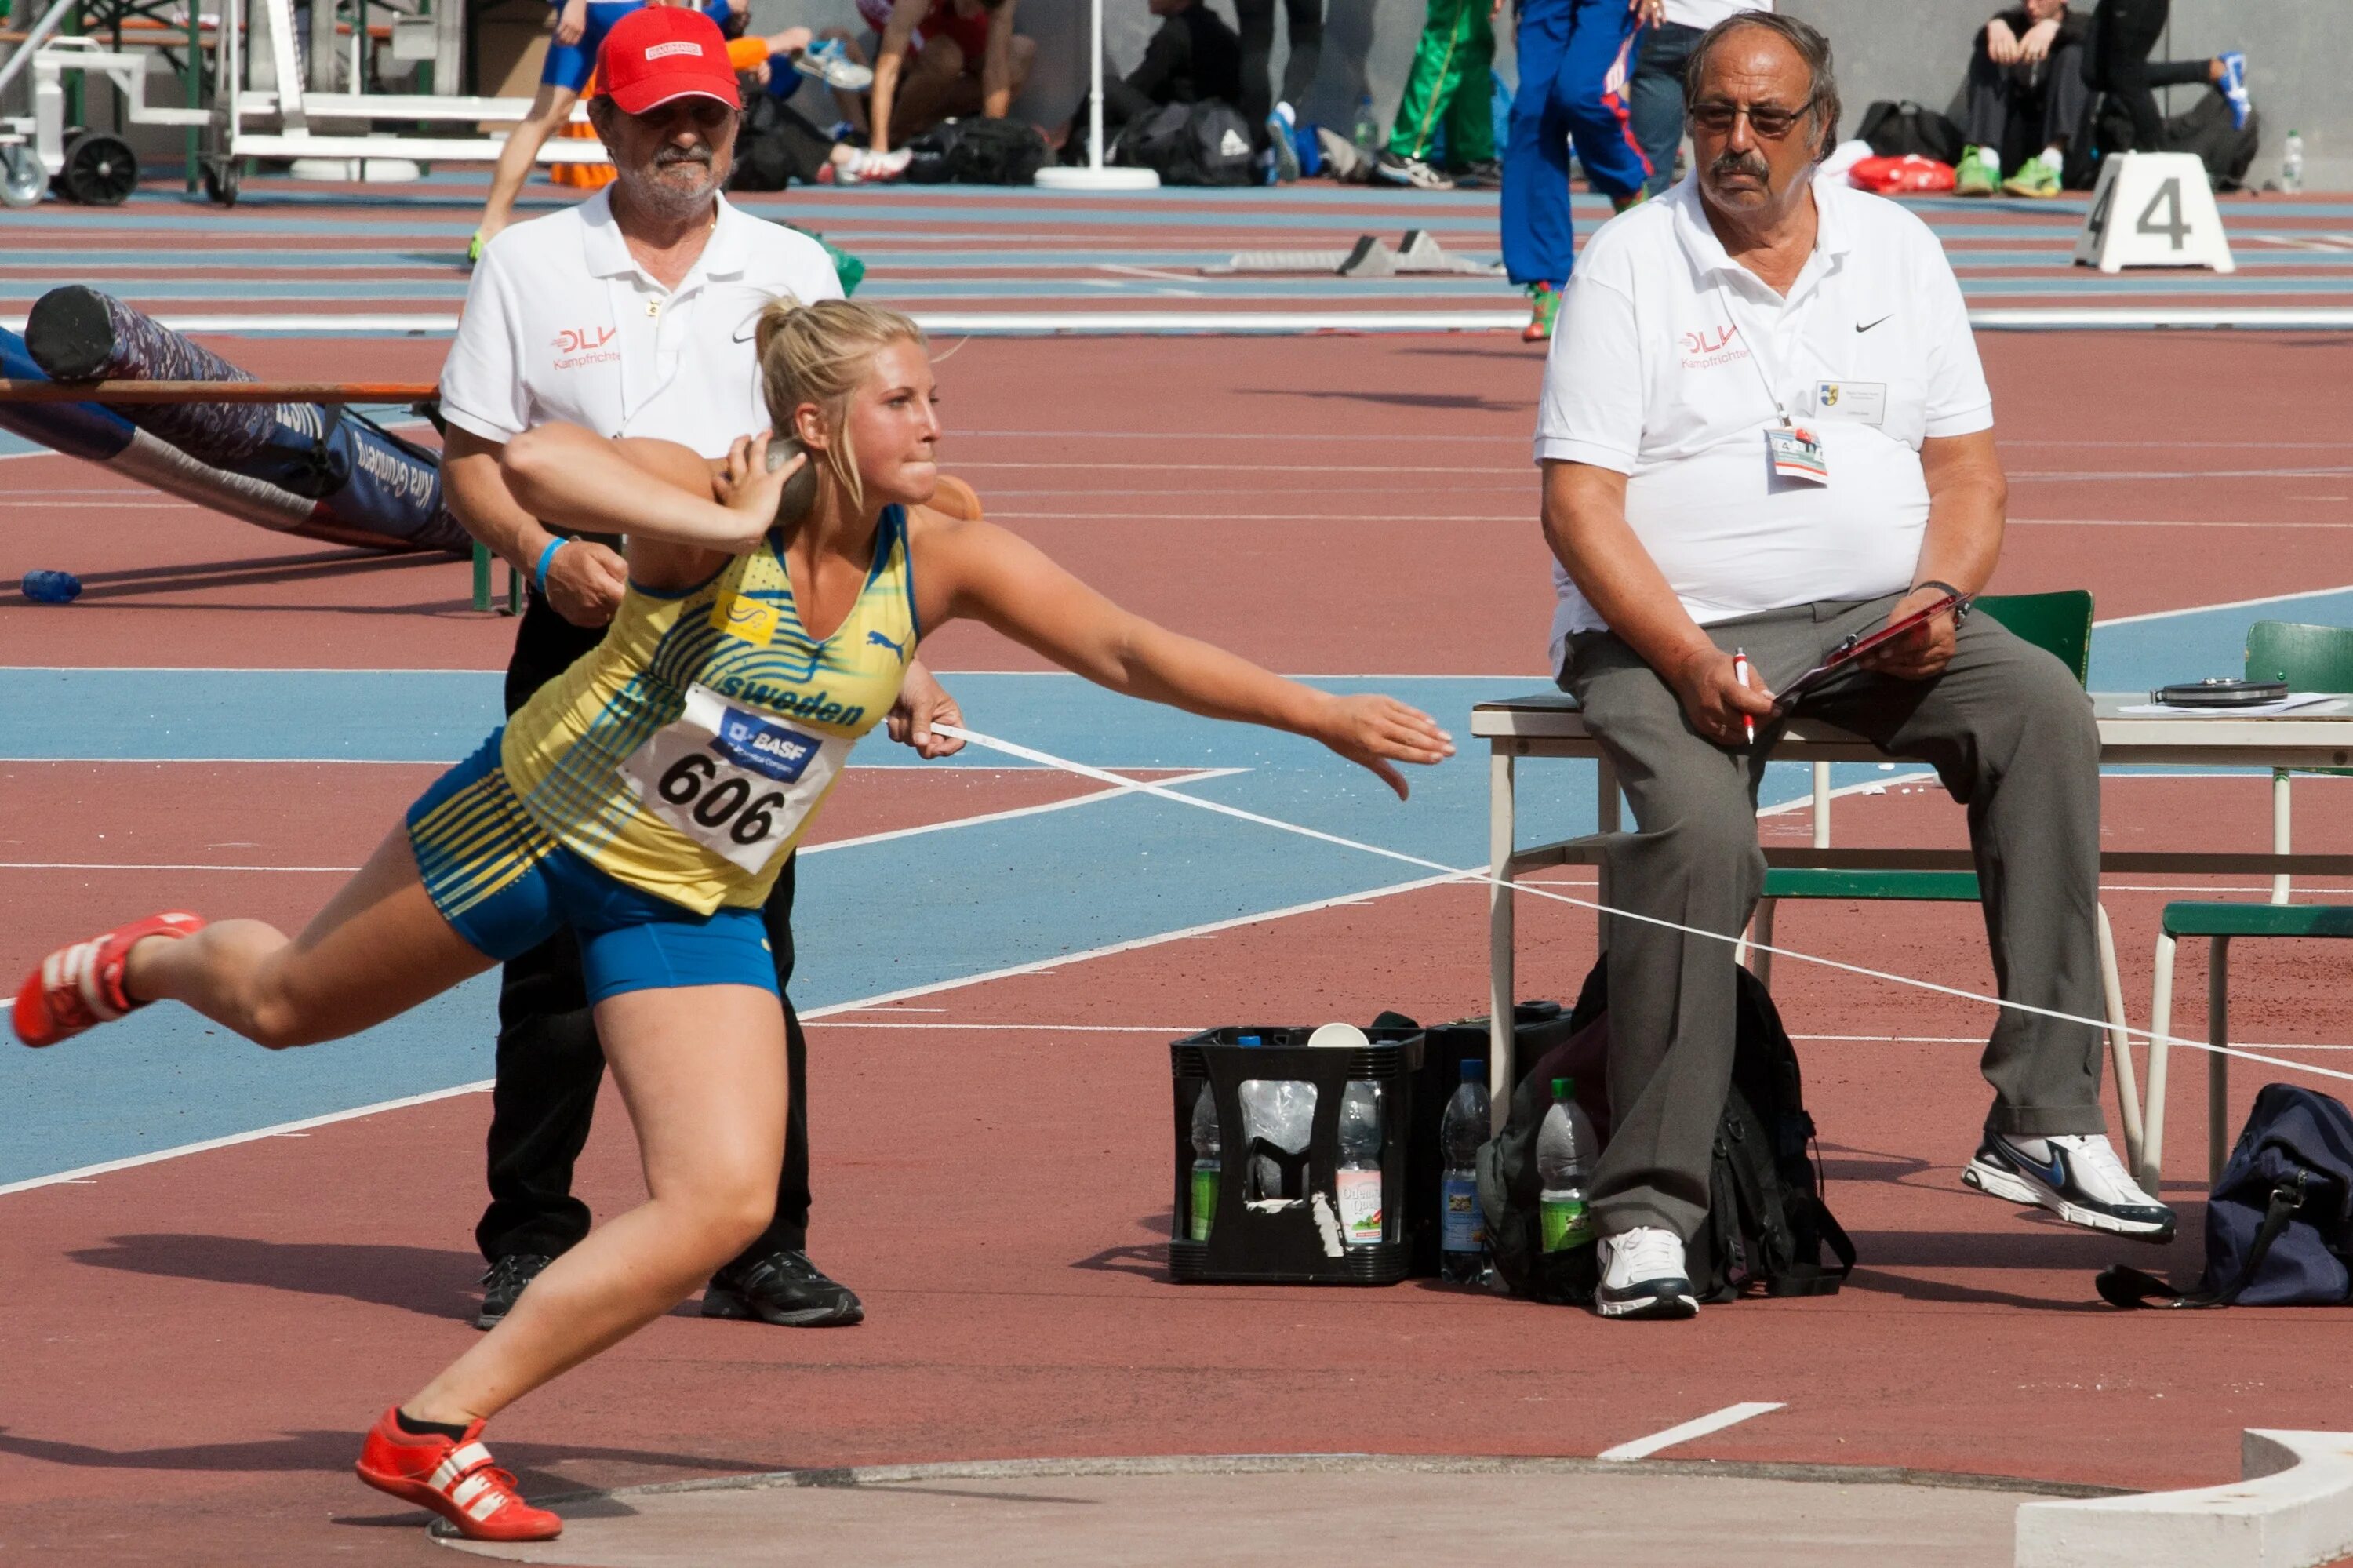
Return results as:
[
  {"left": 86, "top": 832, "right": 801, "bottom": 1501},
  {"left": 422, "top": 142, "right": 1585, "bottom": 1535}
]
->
[{"left": 656, "top": 752, "right": 786, "bottom": 846}]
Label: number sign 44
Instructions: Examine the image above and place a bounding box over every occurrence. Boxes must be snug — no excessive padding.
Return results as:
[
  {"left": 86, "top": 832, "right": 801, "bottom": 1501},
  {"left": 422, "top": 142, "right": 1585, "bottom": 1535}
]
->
[{"left": 2073, "top": 151, "right": 2236, "bottom": 275}]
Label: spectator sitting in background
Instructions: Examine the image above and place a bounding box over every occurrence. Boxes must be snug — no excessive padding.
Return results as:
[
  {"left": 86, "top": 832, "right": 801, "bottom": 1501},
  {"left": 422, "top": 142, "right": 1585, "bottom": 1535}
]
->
[
  {"left": 1955, "top": 0, "right": 2087, "bottom": 198},
  {"left": 852, "top": 0, "right": 1035, "bottom": 155},
  {"left": 2082, "top": 0, "right": 2250, "bottom": 158},
  {"left": 1067, "top": 0, "right": 1244, "bottom": 158},
  {"left": 729, "top": 27, "right": 911, "bottom": 184}
]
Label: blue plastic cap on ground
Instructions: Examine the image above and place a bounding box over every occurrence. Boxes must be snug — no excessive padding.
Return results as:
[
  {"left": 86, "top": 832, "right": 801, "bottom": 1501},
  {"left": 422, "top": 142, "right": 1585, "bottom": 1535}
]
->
[{"left": 20, "top": 569, "right": 82, "bottom": 604}]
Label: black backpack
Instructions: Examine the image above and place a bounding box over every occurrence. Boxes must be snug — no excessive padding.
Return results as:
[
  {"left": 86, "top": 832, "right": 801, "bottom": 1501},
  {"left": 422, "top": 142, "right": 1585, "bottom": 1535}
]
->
[
  {"left": 2074, "top": 89, "right": 2260, "bottom": 193},
  {"left": 2100, "top": 1083, "right": 2353, "bottom": 1309},
  {"left": 1114, "top": 100, "right": 1256, "bottom": 187},
  {"left": 1478, "top": 959, "right": 1853, "bottom": 1305},
  {"left": 1856, "top": 99, "right": 1965, "bottom": 166},
  {"left": 729, "top": 89, "right": 835, "bottom": 191},
  {"left": 906, "top": 116, "right": 1050, "bottom": 185}
]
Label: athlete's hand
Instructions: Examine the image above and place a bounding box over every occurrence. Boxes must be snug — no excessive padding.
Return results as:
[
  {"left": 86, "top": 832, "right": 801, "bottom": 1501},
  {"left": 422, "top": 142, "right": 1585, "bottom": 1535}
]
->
[
  {"left": 716, "top": 431, "right": 802, "bottom": 542},
  {"left": 1984, "top": 16, "right": 2020, "bottom": 64},
  {"left": 1627, "top": 0, "right": 1666, "bottom": 23},
  {"left": 2018, "top": 16, "right": 2060, "bottom": 61},
  {"left": 1667, "top": 644, "right": 1776, "bottom": 747},
  {"left": 1858, "top": 586, "right": 1962, "bottom": 682},
  {"left": 555, "top": 0, "right": 587, "bottom": 47},
  {"left": 888, "top": 660, "right": 966, "bottom": 759},
  {"left": 1312, "top": 693, "right": 1453, "bottom": 799},
  {"left": 541, "top": 537, "right": 627, "bottom": 627}
]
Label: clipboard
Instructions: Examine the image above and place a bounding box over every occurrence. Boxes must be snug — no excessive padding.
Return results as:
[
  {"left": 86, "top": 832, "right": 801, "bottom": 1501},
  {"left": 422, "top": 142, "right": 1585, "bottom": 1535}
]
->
[{"left": 1772, "top": 592, "right": 1969, "bottom": 711}]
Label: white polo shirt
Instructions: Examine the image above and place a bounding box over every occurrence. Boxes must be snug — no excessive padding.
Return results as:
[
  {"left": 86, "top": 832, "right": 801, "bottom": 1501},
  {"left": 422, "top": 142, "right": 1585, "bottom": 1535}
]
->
[
  {"left": 1534, "top": 174, "right": 1991, "bottom": 669},
  {"left": 438, "top": 188, "right": 843, "bottom": 460}
]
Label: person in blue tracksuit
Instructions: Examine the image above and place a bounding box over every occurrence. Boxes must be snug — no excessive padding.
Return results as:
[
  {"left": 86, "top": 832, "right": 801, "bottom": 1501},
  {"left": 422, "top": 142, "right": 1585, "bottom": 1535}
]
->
[{"left": 1503, "top": 0, "right": 1656, "bottom": 340}]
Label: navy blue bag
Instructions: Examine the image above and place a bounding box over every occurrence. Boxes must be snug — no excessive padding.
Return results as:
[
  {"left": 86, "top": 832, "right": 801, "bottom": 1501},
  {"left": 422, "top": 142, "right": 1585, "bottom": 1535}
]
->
[{"left": 2099, "top": 1083, "right": 2353, "bottom": 1308}]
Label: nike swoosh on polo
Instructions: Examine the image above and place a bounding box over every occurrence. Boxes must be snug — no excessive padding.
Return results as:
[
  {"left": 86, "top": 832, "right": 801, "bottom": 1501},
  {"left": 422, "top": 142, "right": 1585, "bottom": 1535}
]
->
[
  {"left": 1996, "top": 1137, "right": 2068, "bottom": 1189},
  {"left": 1856, "top": 315, "right": 1893, "bottom": 333}
]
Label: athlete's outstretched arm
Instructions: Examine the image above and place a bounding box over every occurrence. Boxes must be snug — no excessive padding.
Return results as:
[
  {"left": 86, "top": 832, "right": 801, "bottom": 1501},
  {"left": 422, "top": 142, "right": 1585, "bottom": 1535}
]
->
[
  {"left": 924, "top": 517, "right": 1453, "bottom": 796},
  {"left": 500, "top": 424, "right": 795, "bottom": 552}
]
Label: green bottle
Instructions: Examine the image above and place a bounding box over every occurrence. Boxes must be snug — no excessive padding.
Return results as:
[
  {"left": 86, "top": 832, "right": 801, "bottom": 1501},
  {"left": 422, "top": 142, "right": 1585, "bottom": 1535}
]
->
[
  {"left": 1537, "top": 1077, "right": 1593, "bottom": 1252},
  {"left": 1188, "top": 1084, "right": 1220, "bottom": 1242}
]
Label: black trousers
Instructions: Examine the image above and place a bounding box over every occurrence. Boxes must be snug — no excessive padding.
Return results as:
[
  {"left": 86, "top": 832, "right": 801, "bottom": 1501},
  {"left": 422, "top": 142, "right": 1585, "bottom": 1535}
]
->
[
  {"left": 473, "top": 591, "right": 813, "bottom": 1265},
  {"left": 1232, "top": 0, "right": 1321, "bottom": 147},
  {"left": 1964, "top": 38, "right": 2089, "bottom": 166},
  {"left": 2085, "top": 0, "right": 2208, "bottom": 152}
]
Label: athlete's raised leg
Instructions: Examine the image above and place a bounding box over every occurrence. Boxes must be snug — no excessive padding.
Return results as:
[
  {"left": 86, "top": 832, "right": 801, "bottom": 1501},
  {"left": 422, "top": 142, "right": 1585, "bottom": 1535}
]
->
[
  {"left": 398, "top": 981, "right": 789, "bottom": 1423},
  {"left": 123, "top": 824, "right": 493, "bottom": 1049}
]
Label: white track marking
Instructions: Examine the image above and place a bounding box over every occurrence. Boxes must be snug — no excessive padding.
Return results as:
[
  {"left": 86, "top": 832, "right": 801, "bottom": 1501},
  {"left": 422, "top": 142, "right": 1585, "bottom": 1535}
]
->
[
  {"left": 1598, "top": 1403, "right": 1785, "bottom": 1461},
  {"left": 2096, "top": 582, "right": 2353, "bottom": 627},
  {"left": 0, "top": 866, "right": 1467, "bottom": 1196}
]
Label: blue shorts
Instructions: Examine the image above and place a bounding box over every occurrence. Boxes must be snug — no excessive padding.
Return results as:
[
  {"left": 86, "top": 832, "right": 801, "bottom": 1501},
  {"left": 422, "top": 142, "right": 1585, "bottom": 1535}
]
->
[
  {"left": 405, "top": 733, "right": 780, "bottom": 1005},
  {"left": 542, "top": 0, "right": 738, "bottom": 91}
]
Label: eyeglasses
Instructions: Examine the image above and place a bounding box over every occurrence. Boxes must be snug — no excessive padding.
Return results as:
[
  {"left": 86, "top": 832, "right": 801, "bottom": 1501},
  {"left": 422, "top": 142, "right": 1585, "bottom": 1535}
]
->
[{"left": 1687, "top": 95, "right": 1817, "bottom": 140}]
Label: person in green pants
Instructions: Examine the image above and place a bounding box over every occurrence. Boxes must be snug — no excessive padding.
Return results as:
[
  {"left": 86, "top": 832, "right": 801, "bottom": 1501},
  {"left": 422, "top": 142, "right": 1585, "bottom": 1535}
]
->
[{"left": 1376, "top": 0, "right": 1499, "bottom": 190}]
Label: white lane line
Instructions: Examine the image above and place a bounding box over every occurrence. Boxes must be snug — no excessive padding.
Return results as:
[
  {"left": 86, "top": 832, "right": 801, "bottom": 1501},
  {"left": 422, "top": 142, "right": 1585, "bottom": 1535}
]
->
[
  {"left": 0, "top": 768, "right": 1244, "bottom": 874},
  {"left": 1598, "top": 1402, "right": 1785, "bottom": 1462},
  {"left": 0, "top": 1079, "right": 495, "bottom": 1197},
  {"left": 0, "top": 865, "right": 1469, "bottom": 1197},
  {"left": 2095, "top": 581, "right": 2353, "bottom": 628}
]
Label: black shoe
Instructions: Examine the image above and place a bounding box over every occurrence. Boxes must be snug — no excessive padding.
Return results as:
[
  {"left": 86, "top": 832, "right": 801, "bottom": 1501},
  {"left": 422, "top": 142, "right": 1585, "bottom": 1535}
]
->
[
  {"left": 1449, "top": 158, "right": 1503, "bottom": 189},
  {"left": 475, "top": 1252, "right": 551, "bottom": 1330},
  {"left": 702, "top": 1250, "right": 864, "bottom": 1326}
]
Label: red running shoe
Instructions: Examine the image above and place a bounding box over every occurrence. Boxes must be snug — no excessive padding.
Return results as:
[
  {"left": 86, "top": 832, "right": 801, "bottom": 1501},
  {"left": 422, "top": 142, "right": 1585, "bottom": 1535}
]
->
[
  {"left": 354, "top": 1407, "right": 562, "bottom": 1542},
  {"left": 13, "top": 911, "right": 205, "bottom": 1047}
]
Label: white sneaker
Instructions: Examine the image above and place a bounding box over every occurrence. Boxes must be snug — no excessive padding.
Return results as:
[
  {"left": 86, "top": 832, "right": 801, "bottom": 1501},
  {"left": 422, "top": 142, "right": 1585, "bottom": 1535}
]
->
[
  {"left": 836, "top": 146, "right": 911, "bottom": 186},
  {"left": 1966, "top": 1133, "right": 2175, "bottom": 1242},
  {"left": 1595, "top": 1226, "right": 1698, "bottom": 1320}
]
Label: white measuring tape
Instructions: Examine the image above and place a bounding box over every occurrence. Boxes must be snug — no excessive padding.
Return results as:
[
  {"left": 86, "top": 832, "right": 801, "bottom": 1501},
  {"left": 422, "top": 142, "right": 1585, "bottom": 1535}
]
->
[{"left": 932, "top": 723, "right": 2353, "bottom": 1088}]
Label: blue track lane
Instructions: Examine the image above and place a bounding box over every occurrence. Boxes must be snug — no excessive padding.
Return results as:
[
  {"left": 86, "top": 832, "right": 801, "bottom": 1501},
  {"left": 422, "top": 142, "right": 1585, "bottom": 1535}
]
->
[{"left": 0, "top": 585, "right": 2329, "bottom": 1184}]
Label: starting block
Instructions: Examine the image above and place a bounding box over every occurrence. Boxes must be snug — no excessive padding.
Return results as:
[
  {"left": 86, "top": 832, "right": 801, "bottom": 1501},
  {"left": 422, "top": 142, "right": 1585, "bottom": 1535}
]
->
[
  {"left": 1209, "top": 230, "right": 1506, "bottom": 278},
  {"left": 2073, "top": 151, "right": 2236, "bottom": 275}
]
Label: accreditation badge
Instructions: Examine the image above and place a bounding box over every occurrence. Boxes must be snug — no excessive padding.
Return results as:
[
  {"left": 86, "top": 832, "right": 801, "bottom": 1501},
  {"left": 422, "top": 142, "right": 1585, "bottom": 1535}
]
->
[{"left": 1766, "top": 424, "right": 1830, "bottom": 485}]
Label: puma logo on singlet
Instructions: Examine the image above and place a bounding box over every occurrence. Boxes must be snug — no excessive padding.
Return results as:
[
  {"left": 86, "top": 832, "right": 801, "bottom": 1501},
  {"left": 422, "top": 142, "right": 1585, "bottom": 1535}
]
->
[{"left": 866, "top": 629, "right": 907, "bottom": 658}]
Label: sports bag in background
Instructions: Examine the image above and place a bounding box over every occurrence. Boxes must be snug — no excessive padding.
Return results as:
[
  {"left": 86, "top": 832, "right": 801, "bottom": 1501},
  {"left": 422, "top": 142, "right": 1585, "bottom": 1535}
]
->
[
  {"left": 904, "top": 117, "right": 1050, "bottom": 185},
  {"left": 1855, "top": 99, "right": 1965, "bottom": 166},
  {"left": 1114, "top": 100, "right": 1257, "bottom": 186},
  {"left": 1477, "top": 959, "right": 1853, "bottom": 1305},
  {"left": 2099, "top": 1083, "right": 2353, "bottom": 1308},
  {"left": 1848, "top": 153, "right": 1957, "bottom": 195}
]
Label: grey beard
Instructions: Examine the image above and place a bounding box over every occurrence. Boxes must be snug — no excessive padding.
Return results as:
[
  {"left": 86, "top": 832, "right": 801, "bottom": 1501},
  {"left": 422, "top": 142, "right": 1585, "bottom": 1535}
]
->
[{"left": 616, "top": 158, "right": 718, "bottom": 224}]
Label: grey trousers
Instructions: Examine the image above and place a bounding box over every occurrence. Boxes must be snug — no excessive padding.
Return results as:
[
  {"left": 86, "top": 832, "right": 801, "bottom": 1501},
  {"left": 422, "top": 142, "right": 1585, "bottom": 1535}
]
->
[{"left": 1559, "top": 594, "right": 2108, "bottom": 1240}]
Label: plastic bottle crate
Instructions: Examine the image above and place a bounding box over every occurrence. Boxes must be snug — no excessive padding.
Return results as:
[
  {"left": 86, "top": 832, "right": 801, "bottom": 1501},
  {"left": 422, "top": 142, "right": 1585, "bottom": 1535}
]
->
[{"left": 1168, "top": 1025, "right": 1423, "bottom": 1285}]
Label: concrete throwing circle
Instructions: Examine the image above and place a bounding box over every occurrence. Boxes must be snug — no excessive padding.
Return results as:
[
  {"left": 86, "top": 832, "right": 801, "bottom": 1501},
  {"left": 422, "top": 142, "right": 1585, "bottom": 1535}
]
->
[{"left": 436, "top": 1453, "right": 2100, "bottom": 1566}]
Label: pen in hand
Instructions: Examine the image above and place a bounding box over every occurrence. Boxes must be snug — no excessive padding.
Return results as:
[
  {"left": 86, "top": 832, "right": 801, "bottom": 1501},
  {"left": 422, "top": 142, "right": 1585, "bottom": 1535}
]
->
[{"left": 1733, "top": 648, "right": 1757, "bottom": 744}]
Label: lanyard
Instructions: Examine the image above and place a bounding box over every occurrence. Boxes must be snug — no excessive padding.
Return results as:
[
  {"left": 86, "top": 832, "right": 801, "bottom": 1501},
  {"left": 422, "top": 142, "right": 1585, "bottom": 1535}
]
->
[{"left": 1711, "top": 275, "right": 1794, "bottom": 429}]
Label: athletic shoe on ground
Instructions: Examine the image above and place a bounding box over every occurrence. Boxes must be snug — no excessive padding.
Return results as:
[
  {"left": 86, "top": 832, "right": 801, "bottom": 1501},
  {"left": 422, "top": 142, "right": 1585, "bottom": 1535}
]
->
[
  {"left": 355, "top": 1408, "right": 562, "bottom": 1542},
  {"left": 1266, "top": 102, "right": 1302, "bottom": 183},
  {"left": 1522, "top": 281, "right": 1559, "bottom": 343},
  {"left": 1955, "top": 145, "right": 1998, "bottom": 197},
  {"left": 1969, "top": 1132, "right": 2175, "bottom": 1242},
  {"left": 1374, "top": 149, "right": 1455, "bottom": 191},
  {"left": 1449, "top": 157, "right": 1502, "bottom": 189},
  {"left": 13, "top": 911, "right": 205, "bottom": 1047},
  {"left": 1595, "top": 1227, "right": 1700, "bottom": 1320},
  {"left": 2217, "top": 50, "right": 2251, "bottom": 130},
  {"left": 2001, "top": 155, "right": 2062, "bottom": 198},
  {"left": 796, "top": 38, "right": 873, "bottom": 92},
  {"left": 836, "top": 146, "right": 910, "bottom": 186},
  {"left": 473, "top": 1253, "right": 552, "bottom": 1330},
  {"left": 702, "top": 1249, "right": 865, "bottom": 1326}
]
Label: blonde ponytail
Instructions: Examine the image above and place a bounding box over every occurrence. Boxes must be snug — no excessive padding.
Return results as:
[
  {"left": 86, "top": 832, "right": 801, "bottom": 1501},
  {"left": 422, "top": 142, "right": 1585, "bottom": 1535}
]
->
[{"left": 754, "top": 295, "right": 926, "bottom": 515}]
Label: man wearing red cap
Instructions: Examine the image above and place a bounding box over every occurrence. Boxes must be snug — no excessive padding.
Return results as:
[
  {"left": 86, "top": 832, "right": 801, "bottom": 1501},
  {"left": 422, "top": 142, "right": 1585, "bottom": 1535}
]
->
[{"left": 438, "top": 2, "right": 962, "bottom": 1342}]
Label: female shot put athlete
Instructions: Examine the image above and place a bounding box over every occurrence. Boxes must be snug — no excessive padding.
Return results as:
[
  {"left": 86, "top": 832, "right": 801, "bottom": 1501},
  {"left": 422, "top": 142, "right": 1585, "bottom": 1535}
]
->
[{"left": 13, "top": 297, "right": 1453, "bottom": 1544}]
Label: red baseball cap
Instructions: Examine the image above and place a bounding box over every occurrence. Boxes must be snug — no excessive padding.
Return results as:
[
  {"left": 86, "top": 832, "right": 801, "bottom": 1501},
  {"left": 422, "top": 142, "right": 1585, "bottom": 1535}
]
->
[{"left": 595, "top": 5, "right": 741, "bottom": 115}]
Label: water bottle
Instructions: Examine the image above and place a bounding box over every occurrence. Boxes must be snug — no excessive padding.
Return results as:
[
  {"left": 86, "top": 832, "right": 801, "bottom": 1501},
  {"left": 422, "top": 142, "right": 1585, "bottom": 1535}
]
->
[
  {"left": 1536, "top": 1077, "right": 1595, "bottom": 1253},
  {"left": 1351, "top": 93, "right": 1380, "bottom": 158},
  {"left": 20, "top": 569, "right": 82, "bottom": 604},
  {"left": 1335, "top": 1079, "right": 1384, "bottom": 1246},
  {"left": 2282, "top": 131, "right": 2304, "bottom": 194},
  {"left": 1438, "top": 1058, "right": 1490, "bottom": 1283},
  {"left": 1187, "top": 1082, "right": 1220, "bottom": 1242}
]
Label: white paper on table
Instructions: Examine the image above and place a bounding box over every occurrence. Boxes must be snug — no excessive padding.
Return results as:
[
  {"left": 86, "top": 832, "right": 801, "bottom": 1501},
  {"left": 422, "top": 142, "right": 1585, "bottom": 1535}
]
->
[{"left": 2117, "top": 693, "right": 2349, "bottom": 717}]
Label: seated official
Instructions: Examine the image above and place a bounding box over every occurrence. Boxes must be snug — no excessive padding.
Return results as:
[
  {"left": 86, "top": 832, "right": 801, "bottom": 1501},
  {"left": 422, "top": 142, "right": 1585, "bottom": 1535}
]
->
[
  {"left": 1956, "top": 0, "right": 2088, "bottom": 197},
  {"left": 1536, "top": 13, "right": 2171, "bottom": 1322},
  {"left": 853, "top": 0, "right": 1035, "bottom": 155},
  {"left": 1071, "top": 0, "right": 1245, "bottom": 151}
]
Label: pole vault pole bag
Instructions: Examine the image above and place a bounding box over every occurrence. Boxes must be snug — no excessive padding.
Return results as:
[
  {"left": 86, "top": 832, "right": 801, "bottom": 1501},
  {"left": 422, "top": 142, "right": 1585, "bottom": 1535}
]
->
[
  {"left": 2098, "top": 1084, "right": 2353, "bottom": 1308},
  {"left": 1854, "top": 99, "right": 1964, "bottom": 166},
  {"left": 1478, "top": 960, "right": 1853, "bottom": 1305}
]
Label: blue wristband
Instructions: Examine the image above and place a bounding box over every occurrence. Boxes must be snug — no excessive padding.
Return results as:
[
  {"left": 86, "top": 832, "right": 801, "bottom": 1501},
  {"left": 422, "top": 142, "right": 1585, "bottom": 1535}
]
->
[{"left": 533, "top": 536, "right": 569, "bottom": 595}]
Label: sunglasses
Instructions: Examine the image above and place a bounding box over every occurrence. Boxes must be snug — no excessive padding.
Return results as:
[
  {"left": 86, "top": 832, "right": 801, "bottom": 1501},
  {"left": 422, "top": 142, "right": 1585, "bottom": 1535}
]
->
[{"left": 1687, "top": 95, "right": 1817, "bottom": 140}]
